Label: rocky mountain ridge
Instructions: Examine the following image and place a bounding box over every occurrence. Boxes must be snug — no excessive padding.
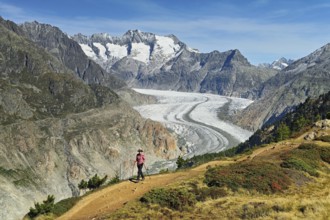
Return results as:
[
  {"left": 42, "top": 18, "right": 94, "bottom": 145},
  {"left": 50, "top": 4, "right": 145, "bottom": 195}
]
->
[
  {"left": 259, "top": 57, "right": 295, "bottom": 70},
  {"left": 16, "top": 21, "right": 330, "bottom": 127},
  {"left": 20, "top": 21, "right": 126, "bottom": 91},
  {"left": 0, "top": 17, "right": 180, "bottom": 220},
  {"left": 73, "top": 30, "right": 277, "bottom": 99},
  {"left": 234, "top": 43, "right": 330, "bottom": 130}
]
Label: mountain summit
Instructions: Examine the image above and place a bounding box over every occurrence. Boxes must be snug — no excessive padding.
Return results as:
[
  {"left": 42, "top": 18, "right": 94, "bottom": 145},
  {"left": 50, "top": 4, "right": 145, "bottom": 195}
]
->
[{"left": 259, "top": 57, "right": 295, "bottom": 70}]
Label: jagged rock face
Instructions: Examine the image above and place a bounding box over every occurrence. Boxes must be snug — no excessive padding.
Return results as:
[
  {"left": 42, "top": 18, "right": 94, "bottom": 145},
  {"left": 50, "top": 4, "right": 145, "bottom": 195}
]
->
[
  {"left": 73, "top": 31, "right": 277, "bottom": 98},
  {"left": 0, "top": 18, "right": 179, "bottom": 220},
  {"left": 235, "top": 44, "right": 330, "bottom": 130},
  {"left": 259, "top": 57, "right": 295, "bottom": 70},
  {"left": 20, "top": 21, "right": 126, "bottom": 90}
]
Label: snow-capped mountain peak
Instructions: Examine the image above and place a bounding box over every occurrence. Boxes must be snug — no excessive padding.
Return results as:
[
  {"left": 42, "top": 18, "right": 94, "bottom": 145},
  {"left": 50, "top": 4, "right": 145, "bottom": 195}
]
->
[
  {"left": 73, "top": 30, "right": 184, "bottom": 67},
  {"left": 259, "top": 57, "right": 294, "bottom": 70}
]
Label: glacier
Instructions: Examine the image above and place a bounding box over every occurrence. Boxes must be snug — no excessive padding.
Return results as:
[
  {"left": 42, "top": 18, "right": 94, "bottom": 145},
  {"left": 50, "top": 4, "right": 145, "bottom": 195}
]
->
[{"left": 133, "top": 89, "right": 253, "bottom": 171}]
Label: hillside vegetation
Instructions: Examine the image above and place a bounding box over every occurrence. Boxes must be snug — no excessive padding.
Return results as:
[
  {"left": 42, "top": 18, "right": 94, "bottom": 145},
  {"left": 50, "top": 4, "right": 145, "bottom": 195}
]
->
[
  {"left": 25, "top": 119, "right": 330, "bottom": 219},
  {"left": 22, "top": 91, "right": 330, "bottom": 220},
  {"left": 173, "top": 91, "right": 330, "bottom": 169},
  {"left": 107, "top": 138, "right": 329, "bottom": 220},
  {"left": 235, "top": 91, "right": 330, "bottom": 154}
]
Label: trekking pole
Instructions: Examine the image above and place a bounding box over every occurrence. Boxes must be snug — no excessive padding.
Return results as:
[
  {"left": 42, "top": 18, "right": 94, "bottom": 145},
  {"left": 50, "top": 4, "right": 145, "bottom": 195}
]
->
[
  {"left": 131, "top": 161, "right": 135, "bottom": 179},
  {"left": 144, "top": 164, "right": 151, "bottom": 180}
]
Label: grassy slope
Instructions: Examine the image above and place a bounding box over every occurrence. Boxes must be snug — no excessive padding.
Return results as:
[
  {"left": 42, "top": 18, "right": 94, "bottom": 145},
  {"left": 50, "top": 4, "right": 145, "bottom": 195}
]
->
[{"left": 44, "top": 126, "right": 330, "bottom": 220}]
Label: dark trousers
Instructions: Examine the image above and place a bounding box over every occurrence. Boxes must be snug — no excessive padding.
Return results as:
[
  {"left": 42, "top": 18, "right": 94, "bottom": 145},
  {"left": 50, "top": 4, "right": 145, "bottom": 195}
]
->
[{"left": 137, "top": 164, "right": 144, "bottom": 180}]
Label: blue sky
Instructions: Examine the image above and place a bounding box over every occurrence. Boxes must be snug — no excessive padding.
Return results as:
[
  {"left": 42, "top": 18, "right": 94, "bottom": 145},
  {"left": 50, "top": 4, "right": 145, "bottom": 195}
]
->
[{"left": 1, "top": 0, "right": 330, "bottom": 64}]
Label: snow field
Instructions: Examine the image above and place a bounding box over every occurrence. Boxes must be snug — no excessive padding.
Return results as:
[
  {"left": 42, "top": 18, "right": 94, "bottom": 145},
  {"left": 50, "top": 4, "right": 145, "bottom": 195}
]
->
[{"left": 106, "top": 43, "right": 127, "bottom": 59}]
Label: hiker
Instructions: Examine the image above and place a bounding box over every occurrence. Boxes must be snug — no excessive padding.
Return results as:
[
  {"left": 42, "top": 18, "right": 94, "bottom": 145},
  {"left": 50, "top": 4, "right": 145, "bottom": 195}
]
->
[{"left": 135, "top": 148, "right": 145, "bottom": 181}]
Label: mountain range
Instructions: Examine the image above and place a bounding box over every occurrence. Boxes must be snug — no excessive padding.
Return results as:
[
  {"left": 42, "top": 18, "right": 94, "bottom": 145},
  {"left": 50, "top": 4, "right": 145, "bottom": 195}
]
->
[
  {"left": 73, "top": 30, "right": 277, "bottom": 99},
  {"left": 72, "top": 29, "right": 329, "bottom": 131},
  {"left": 0, "top": 17, "right": 330, "bottom": 219}
]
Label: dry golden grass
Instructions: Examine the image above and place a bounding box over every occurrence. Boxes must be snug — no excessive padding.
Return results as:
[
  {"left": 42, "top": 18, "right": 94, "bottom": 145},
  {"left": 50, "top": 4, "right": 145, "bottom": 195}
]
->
[
  {"left": 55, "top": 127, "right": 330, "bottom": 220},
  {"left": 106, "top": 170, "right": 330, "bottom": 220},
  {"left": 104, "top": 130, "right": 330, "bottom": 220}
]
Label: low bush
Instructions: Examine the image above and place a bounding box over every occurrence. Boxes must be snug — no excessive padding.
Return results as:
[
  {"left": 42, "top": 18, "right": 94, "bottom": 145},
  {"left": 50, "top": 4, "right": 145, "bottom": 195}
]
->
[
  {"left": 195, "top": 187, "right": 227, "bottom": 201},
  {"left": 78, "top": 174, "right": 108, "bottom": 191},
  {"left": 240, "top": 202, "right": 271, "bottom": 219},
  {"left": 317, "top": 146, "right": 330, "bottom": 163},
  {"left": 316, "top": 135, "right": 330, "bottom": 143},
  {"left": 28, "top": 195, "right": 55, "bottom": 218},
  {"left": 140, "top": 187, "right": 196, "bottom": 211},
  {"left": 281, "top": 158, "right": 319, "bottom": 177},
  {"left": 52, "top": 197, "right": 80, "bottom": 216},
  {"left": 281, "top": 143, "right": 329, "bottom": 176},
  {"left": 87, "top": 174, "right": 107, "bottom": 190},
  {"left": 108, "top": 174, "right": 120, "bottom": 185},
  {"left": 204, "top": 162, "right": 291, "bottom": 194}
]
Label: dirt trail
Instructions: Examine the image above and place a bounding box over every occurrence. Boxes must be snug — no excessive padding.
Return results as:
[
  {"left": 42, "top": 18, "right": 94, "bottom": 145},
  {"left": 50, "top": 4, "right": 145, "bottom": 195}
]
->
[
  {"left": 58, "top": 130, "right": 324, "bottom": 220},
  {"left": 57, "top": 160, "right": 232, "bottom": 220}
]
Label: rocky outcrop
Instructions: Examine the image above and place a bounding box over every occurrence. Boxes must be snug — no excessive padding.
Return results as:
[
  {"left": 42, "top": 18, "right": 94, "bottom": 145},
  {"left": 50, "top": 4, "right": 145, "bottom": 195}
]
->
[{"left": 304, "top": 119, "right": 330, "bottom": 140}]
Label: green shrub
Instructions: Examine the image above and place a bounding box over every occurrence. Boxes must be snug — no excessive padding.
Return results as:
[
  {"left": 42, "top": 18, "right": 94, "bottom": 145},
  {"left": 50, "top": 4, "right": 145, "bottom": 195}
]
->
[
  {"left": 140, "top": 187, "right": 196, "bottom": 211},
  {"left": 316, "top": 135, "right": 330, "bottom": 143},
  {"left": 52, "top": 197, "right": 80, "bottom": 216},
  {"left": 78, "top": 179, "right": 88, "bottom": 190},
  {"left": 176, "top": 156, "right": 186, "bottom": 169},
  {"left": 195, "top": 187, "right": 227, "bottom": 201},
  {"left": 28, "top": 195, "right": 55, "bottom": 218},
  {"left": 281, "top": 158, "right": 319, "bottom": 177},
  {"left": 108, "top": 174, "right": 120, "bottom": 185},
  {"left": 85, "top": 174, "right": 108, "bottom": 190},
  {"left": 275, "top": 123, "right": 291, "bottom": 142},
  {"left": 317, "top": 146, "right": 330, "bottom": 163},
  {"left": 297, "top": 143, "right": 319, "bottom": 150},
  {"left": 204, "top": 162, "right": 291, "bottom": 194},
  {"left": 280, "top": 143, "right": 328, "bottom": 176}
]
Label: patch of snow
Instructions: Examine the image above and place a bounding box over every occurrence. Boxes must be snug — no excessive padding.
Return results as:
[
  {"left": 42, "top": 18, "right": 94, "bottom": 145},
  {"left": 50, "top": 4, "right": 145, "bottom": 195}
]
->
[
  {"left": 93, "top": 42, "right": 107, "bottom": 60},
  {"left": 106, "top": 43, "right": 127, "bottom": 59},
  {"left": 187, "top": 47, "right": 200, "bottom": 53},
  {"left": 130, "top": 43, "right": 150, "bottom": 63},
  {"left": 154, "top": 35, "right": 180, "bottom": 57},
  {"left": 79, "top": 43, "right": 97, "bottom": 59}
]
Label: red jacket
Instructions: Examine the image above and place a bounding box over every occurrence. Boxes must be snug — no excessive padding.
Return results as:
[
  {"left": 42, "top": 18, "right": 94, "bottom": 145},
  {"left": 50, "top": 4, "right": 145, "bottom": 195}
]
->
[{"left": 136, "top": 153, "right": 145, "bottom": 165}]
